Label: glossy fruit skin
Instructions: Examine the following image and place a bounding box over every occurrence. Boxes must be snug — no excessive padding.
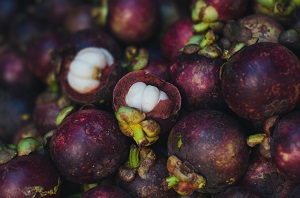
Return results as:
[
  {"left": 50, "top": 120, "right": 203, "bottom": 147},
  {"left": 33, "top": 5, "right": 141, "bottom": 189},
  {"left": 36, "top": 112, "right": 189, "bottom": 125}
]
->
[
  {"left": 161, "top": 17, "right": 194, "bottom": 61},
  {"left": 49, "top": 109, "right": 130, "bottom": 184},
  {"left": 81, "top": 185, "right": 131, "bottom": 198},
  {"left": 168, "top": 53, "right": 226, "bottom": 111},
  {"left": 168, "top": 110, "right": 250, "bottom": 194},
  {"left": 108, "top": 0, "right": 159, "bottom": 44},
  {"left": 271, "top": 110, "right": 300, "bottom": 183},
  {"left": 221, "top": 42, "right": 300, "bottom": 122},
  {"left": 195, "top": 0, "right": 248, "bottom": 22},
  {"left": 0, "top": 153, "right": 61, "bottom": 198},
  {"left": 239, "top": 148, "right": 297, "bottom": 198},
  {"left": 214, "top": 186, "right": 264, "bottom": 198}
]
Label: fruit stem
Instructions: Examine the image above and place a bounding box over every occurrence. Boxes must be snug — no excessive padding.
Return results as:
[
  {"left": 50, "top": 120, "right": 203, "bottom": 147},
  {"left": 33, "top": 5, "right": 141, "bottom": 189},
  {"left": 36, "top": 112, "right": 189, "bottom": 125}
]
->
[
  {"left": 17, "top": 137, "right": 42, "bottom": 156},
  {"left": 56, "top": 106, "right": 75, "bottom": 126},
  {"left": 246, "top": 133, "right": 266, "bottom": 147},
  {"left": 128, "top": 144, "right": 140, "bottom": 169},
  {"left": 165, "top": 175, "right": 181, "bottom": 189}
]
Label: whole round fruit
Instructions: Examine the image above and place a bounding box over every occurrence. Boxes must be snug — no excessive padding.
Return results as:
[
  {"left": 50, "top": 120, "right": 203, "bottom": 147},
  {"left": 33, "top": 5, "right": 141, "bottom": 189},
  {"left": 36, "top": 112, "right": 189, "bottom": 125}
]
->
[
  {"left": 167, "top": 109, "right": 249, "bottom": 194},
  {"left": 49, "top": 109, "right": 130, "bottom": 184},
  {"left": 221, "top": 42, "right": 300, "bottom": 122},
  {"left": 271, "top": 110, "right": 300, "bottom": 183}
]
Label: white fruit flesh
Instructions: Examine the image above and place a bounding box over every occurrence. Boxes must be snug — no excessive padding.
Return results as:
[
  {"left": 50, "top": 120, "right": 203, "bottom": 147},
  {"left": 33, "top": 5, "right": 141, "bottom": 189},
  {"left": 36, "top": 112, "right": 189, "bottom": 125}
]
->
[
  {"left": 67, "top": 47, "right": 114, "bottom": 94},
  {"left": 125, "top": 82, "right": 169, "bottom": 113}
]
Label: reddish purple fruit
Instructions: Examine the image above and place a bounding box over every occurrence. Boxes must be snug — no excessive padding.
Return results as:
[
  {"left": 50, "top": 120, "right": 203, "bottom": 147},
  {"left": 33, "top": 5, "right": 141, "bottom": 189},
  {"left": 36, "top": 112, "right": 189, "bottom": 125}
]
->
[
  {"left": 161, "top": 17, "right": 195, "bottom": 61},
  {"left": 33, "top": 91, "right": 71, "bottom": 136},
  {"left": 49, "top": 109, "right": 130, "bottom": 184},
  {"left": 107, "top": 0, "right": 160, "bottom": 44},
  {"left": 271, "top": 110, "right": 300, "bottom": 183},
  {"left": 221, "top": 42, "right": 300, "bottom": 122},
  {"left": 81, "top": 185, "right": 131, "bottom": 198},
  {"left": 166, "top": 110, "right": 249, "bottom": 194},
  {"left": 239, "top": 148, "right": 297, "bottom": 197},
  {"left": 0, "top": 153, "right": 61, "bottom": 197},
  {"left": 168, "top": 52, "right": 226, "bottom": 111},
  {"left": 214, "top": 186, "right": 264, "bottom": 198}
]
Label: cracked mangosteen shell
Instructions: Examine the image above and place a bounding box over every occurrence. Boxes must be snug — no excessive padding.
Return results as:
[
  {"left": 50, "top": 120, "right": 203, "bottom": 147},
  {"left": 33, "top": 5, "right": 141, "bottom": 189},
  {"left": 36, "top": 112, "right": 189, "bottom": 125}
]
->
[{"left": 113, "top": 70, "right": 181, "bottom": 134}]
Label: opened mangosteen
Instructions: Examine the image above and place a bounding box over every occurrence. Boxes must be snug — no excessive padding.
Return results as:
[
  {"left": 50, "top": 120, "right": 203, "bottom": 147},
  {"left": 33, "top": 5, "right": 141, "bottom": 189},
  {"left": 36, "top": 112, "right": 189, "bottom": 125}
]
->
[
  {"left": 165, "top": 109, "right": 250, "bottom": 195},
  {"left": 49, "top": 108, "right": 130, "bottom": 184},
  {"left": 58, "top": 29, "right": 124, "bottom": 105},
  {"left": 113, "top": 70, "right": 181, "bottom": 147}
]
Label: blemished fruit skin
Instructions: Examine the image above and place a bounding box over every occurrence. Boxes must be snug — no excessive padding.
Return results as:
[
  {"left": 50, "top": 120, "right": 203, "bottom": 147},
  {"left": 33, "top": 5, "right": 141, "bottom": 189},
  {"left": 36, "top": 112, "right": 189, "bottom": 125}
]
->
[
  {"left": 168, "top": 109, "right": 250, "bottom": 194},
  {"left": 0, "top": 153, "right": 61, "bottom": 198},
  {"left": 271, "top": 110, "right": 300, "bottom": 183},
  {"left": 221, "top": 42, "right": 300, "bottom": 122},
  {"left": 49, "top": 109, "right": 130, "bottom": 184}
]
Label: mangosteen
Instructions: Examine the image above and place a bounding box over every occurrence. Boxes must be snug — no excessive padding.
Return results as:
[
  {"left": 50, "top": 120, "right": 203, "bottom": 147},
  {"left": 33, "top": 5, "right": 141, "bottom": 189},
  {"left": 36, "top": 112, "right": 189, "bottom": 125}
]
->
[
  {"left": 81, "top": 185, "right": 131, "bottom": 198},
  {"left": 221, "top": 14, "right": 284, "bottom": 59},
  {"left": 33, "top": 90, "right": 71, "bottom": 136},
  {"left": 116, "top": 145, "right": 176, "bottom": 197},
  {"left": 49, "top": 108, "right": 130, "bottom": 184},
  {"left": 167, "top": 41, "right": 227, "bottom": 112},
  {"left": 214, "top": 186, "right": 264, "bottom": 198},
  {"left": 58, "top": 29, "right": 124, "bottom": 105},
  {"left": 221, "top": 42, "right": 300, "bottom": 123},
  {"left": 239, "top": 148, "right": 297, "bottom": 198},
  {"left": 0, "top": 139, "right": 61, "bottom": 198},
  {"left": 191, "top": 0, "right": 249, "bottom": 33},
  {"left": 107, "top": 0, "right": 160, "bottom": 44},
  {"left": 166, "top": 109, "right": 250, "bottom": 195},
  {"left": 270, "top": 110, "right": 300, "bottom": 183},
  {"left": 253, "top": 0, "right": 299, "bottom": 24},
  {"left": 160, "top": 17, "right": 195, "bottom": 61},
  {"left": 113, "top": 70, "right": 181, "bottom": 146}
]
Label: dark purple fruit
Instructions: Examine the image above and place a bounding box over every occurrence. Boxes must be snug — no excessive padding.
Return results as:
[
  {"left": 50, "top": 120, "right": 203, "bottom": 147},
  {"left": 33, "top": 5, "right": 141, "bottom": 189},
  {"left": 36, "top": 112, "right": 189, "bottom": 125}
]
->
[
  {"left": 49, "top": 108, "right": 129, "bottom": 184},
  {"left": 221, "top": 42, "right": 300, "bottom": 122},
  {"left": 166, "top": 110, "right": 250, "bottom": 194},
  {"left": 214, "top": 186, "right": 264, "bottom": 198},
  {"left": 271, "top": 110, "right": 300, "bottom": 183},
  {"left": 107, "top": 0, "right": 160, "bottom": 44},
  {"left": 239, "top": 148, "right": 297, "bottom": 198},
  {"left": 25, "top": 31, "right": 61, "bottom": 80},
  {"left": 33, "top": 91, "right": 71, "bottom": 136},
  {"left": 0, "top": 152, "right": 61, "bottom": 197},
  {"left": 168, "top": 51, "right": 226, "bottom": 111},
  {"left": 81, "top": 185, "right": 131, "bottom": 198},
  {"left": 116, "top": 146, "right": 176, "bottom": 197}
]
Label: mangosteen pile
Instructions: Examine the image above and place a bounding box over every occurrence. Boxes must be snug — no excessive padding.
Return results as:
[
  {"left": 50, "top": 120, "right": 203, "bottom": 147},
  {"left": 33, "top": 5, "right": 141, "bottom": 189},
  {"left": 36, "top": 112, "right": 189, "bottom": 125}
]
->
[{"left": 1, "top": 0, "right": 300, "bottom": 197}]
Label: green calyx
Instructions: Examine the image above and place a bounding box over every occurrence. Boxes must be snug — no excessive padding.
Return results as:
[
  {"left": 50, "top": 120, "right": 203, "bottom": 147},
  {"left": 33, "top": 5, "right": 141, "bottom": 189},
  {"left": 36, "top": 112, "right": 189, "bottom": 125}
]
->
[
  {"left": 115, "top": 106, "right": 161, "bottom": 147},
  {"left": 0, "top": 144, "right": 17, "bottom": 164},
  {"left": 56, "top": 105, "right": 75, "bottom": 126},
  {"left": 122, "top": 46, "right": 149, "bottom": 71},
  {"left": 17, "top": 137, "right": 43, "bottom": 156},
  {"left": 164, "top": 155, "right": 206, "bottom": 195}
]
